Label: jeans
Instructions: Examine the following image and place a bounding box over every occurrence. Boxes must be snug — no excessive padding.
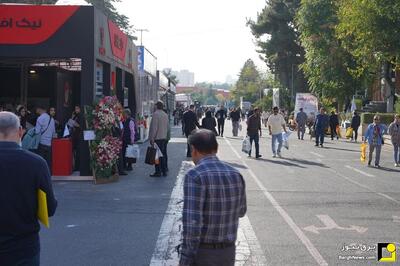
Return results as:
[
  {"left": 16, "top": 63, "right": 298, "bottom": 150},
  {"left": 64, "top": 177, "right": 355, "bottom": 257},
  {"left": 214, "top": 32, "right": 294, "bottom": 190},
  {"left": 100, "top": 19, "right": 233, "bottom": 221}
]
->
[
  {"left": 297, "top": 124, "right": 306, "bottom": 139},
  {"left": 271, "top": 133, "right": 283, "bottom": 154},
  {"left": 217, "top": 119, "right": 225, "bottom": 136},
  {"left": 154, "top": 139, "right": 167, "bottom": 174},
  {"left": 232, "top": 121, "right": 239, "bottom": 136},
  {"left": 248, "top": 133, "right": 260, "bottom": 156},
  {"left": 352, "top": 127, "right": 359, "bottom": 141},
  {"left": 369, "top": 144, "right": 382, "bottom": 165},
  {"left": 315, "top": 129, "right": 325, "bottom": 145},
  {"left": 393, "top": 143, "right": 400, "bottom": 164}
]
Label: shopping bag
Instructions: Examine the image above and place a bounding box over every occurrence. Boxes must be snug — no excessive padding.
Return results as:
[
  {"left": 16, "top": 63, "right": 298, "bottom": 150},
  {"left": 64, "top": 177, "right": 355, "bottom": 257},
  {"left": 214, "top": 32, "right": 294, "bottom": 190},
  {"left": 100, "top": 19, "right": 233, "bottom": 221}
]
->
[
  {"left": 21, "top": 128, "right": 40, "bottom": 151},
  {"left": 346, "top": 127, "right": 353, "bottom": 139},
  {"left": 154, "top": 143, "right": 163, "bottom": 165},
  {"left": 282, "top": 131, "right": 291, "bottom": 150},
  {"left": 239, "top": 124, "right": 242, "bottom": 131},
  {"left": 37, "top": 189, "right": 49, "bottom": 228},
  {"left": 360, "top": 143, "right": 367, "bottom": 163},
  {"left": 145, "top": 146, "right": 157, "bottom": 165},
  {"left": 336, "top": 125, "right": 341, "bottom": 138},
  {"left": 126, "top": 144, "right": 140, "bottom": 159},
  {"left": 241, "top": 136, "right": 251, "bottom": 153}
]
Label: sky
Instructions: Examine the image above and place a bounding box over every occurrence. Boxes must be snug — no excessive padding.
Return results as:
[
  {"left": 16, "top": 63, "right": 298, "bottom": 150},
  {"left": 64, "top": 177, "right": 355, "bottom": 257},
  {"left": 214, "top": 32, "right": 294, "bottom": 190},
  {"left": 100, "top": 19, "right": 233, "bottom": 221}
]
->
[{"left": 114, "top": 0, "right": 268, "bottom": 84}]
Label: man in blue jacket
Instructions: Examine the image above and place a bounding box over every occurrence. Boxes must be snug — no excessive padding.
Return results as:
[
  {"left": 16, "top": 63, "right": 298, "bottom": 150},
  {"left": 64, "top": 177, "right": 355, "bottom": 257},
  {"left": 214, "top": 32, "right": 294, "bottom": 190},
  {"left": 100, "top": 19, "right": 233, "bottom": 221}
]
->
[
  {"left": 314, "top": 107, "right": 329, "bottom": 147},
  {"left": 0, "top": 111, "right": 57, "bottom": 266},
  {"left": 364, "top": 115, "right": 387, "bottom": 168}
]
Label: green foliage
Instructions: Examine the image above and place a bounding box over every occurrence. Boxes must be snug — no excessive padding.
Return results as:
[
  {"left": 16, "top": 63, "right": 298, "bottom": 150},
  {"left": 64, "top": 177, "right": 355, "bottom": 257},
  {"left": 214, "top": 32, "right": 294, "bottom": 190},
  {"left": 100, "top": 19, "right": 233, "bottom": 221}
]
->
[
  {"left": 361, "top": 112, "right": 396, "bottom": 125},
  {"left": 231, "top": 59, "right": 262, "bottom": 103},
  {"left": 254, "top": 90, "right": 273, "bottom": 111},
  {"left": 395, "top": 101, "right": 400, "bottom": 114},
  {"left": 319, "top": 97, "right": 335, "bottom": 112},
  {"left": 195, "top": 82, "right": 233, "bottom": 91},
  {"left": 297, "top": 0, "right": 366, "bottom": 103},
  {"left": 354, "top": 99, "right": 363, "bottom": 110},
  {"left": 248, "top": 0, "right": 308, "bottom": 93}
]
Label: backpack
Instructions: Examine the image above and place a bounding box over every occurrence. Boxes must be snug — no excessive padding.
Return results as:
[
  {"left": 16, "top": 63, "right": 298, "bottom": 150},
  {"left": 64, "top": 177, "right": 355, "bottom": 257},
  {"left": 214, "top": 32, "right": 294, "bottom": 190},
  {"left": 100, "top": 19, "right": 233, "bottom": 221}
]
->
[{"left": 21, "top": 128, "right": 41, "bottom": 150}]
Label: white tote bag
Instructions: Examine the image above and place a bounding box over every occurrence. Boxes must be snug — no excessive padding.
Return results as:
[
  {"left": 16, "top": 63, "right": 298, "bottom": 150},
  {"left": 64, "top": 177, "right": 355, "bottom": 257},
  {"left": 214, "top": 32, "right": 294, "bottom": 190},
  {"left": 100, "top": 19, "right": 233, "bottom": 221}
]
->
[
  {"left": 241, "top": 136, "right": 251, "bottom": 153},
  {"left": 126, "top": 144, "right": 140, "bottom": 158}
]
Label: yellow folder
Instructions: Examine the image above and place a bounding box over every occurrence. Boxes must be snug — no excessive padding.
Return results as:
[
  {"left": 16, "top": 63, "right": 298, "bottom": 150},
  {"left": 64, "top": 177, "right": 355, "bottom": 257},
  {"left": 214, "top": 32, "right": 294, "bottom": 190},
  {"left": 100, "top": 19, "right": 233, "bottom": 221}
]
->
[{"left": 37, "top": 189, "right": 49, "bottom": 228}]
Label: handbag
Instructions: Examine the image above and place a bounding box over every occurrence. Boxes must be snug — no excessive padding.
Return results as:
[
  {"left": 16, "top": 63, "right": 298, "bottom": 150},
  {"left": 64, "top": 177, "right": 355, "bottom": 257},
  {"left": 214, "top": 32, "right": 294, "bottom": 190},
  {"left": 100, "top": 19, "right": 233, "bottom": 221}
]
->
[
  {"left": 21, "top": 117, "right": 52, "bottom": 151},
  {"left": 241, "top": 136, "right": 251, "bottom": 154},
  {"left": 145, "top": 146, "right": 157, "bottom": 165},
  {"left": 126, "top": 144, "right": 140, "bottom": 159}
]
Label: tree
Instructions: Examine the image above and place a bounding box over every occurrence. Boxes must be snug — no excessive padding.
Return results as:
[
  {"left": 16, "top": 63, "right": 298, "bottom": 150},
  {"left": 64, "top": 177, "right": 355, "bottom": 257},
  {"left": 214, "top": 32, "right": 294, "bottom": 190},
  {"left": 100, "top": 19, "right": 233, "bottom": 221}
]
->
[
  {"left": 248, "top": 0, "right": 308, "bottom": 95},
  {"left": 336, "top": 0, "right": 400, "bottom": 110},
  {"left": 163, "top": 69, "right": 179, "bottom": 85},
  {"left": 296, "top": 0, "right": 365, "bottom": 109},
  {"left": 85, "top": 0, "right": 135, "bottom": 39},
  {"left": 231, "top": 59, "right": 262, "bottom": 104}
]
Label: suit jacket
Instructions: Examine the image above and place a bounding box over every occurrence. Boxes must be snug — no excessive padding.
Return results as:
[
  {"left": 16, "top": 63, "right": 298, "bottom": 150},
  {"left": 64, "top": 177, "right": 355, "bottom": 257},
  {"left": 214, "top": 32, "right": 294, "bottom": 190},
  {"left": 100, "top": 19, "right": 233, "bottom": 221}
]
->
[{"left": 183, "top": 110, "right": 200, "bottom": 135}]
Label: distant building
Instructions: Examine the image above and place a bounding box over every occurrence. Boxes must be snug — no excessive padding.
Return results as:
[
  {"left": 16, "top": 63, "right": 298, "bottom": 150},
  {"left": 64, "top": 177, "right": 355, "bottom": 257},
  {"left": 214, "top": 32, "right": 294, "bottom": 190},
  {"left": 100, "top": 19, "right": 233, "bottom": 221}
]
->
[
  {"left": 172, "top": 69, "right": 195, "bottom": 86},
  {"left": 225, "top": 75, "right": 236, "bottom": 85}
]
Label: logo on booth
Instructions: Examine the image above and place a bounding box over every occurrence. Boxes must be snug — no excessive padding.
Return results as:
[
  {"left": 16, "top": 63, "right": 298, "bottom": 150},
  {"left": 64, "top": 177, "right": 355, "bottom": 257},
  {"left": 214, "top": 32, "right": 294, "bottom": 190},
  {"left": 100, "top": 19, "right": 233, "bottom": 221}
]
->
[
  {"left": 108, "top": 20, "right": 127, "bottom": 61},
  {"left": 378, "top": 243, "right": 396, "bottom": 262}
]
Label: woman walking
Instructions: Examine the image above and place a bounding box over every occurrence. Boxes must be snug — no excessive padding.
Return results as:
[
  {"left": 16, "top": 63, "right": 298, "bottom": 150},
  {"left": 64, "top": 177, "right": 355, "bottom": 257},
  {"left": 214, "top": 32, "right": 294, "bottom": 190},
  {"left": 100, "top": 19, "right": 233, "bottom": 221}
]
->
[{"left": 388, "top": 114, "right": 400, "bottom": 167}]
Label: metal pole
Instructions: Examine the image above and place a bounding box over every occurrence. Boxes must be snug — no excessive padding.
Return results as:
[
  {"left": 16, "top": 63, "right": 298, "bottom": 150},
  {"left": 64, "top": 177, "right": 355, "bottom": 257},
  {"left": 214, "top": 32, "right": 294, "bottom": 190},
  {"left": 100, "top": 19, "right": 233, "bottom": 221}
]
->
[{"left": 291, "top": 64, "right": 294, "bottom": 108}]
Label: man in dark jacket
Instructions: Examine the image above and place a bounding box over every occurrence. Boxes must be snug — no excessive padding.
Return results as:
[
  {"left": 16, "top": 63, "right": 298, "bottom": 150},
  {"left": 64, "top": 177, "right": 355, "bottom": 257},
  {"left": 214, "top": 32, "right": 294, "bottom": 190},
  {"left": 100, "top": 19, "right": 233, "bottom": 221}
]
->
[
  {"left": 0, "top": 111, "right": 57, "bottom": 266},
  {"left": 351, "top": 111, "right": 361, "bottom": 142},
  {"left": 182, "top": 104, "right": 200, "bottom": 157},
  {"left": 246, "top": 108, "right": 262, "bottom": 158},
  {"left": 329, "top": 110, "right": 339, "bottom": 140},
  {"left": 230, "top": 107, "right": 241, "bottom": 137},
  {"left": 314, "top": 107, "right": 329, "bottom": 147},
  {"left": 215, "top": 105, "right": 227, "bottom": 137}
]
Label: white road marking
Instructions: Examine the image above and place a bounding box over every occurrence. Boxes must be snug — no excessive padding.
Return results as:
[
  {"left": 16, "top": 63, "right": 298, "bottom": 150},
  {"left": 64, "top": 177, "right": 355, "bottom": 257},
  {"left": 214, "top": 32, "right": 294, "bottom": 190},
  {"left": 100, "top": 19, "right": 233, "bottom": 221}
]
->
[
  {"left": 66, "top": 224, "right": 78, "bottom": 228},
  {"left": 150, "top": 160, "right": 265, "bottom": 265},
  {"left": 345, "top": 165, "right": 375, "bottom": 177},
  {"left": 303, "top": 214, "right": 368, "bottom": 235},
  {"left": 310, "top": 151, "right": 324, "bottom": 158},
  {"left": 326, "top": 168, "right": 400, "bottom": 205},
  {"left": 225, "top": 138, "right": 328, "bottom": 266},
  {"left": 169, "top": 138, "right": 188, "bottom": 143}
]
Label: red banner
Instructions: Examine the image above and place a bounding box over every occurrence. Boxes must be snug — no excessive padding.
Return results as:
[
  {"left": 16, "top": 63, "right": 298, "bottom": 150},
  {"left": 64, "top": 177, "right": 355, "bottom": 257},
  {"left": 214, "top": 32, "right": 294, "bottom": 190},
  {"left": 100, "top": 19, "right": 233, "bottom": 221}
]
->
[
  {"left": 0, "top": 5, "right": 79, "bottom": 45},
  {"left": 108, "top": 20, "right": 127, "bottom": 61}
]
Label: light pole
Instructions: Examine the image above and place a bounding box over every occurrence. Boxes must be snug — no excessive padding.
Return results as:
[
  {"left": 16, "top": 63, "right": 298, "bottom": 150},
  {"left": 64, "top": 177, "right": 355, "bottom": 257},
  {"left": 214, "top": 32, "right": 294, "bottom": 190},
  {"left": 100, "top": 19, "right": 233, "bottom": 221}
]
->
[{"left": 135, "top": 28, "right": 149, "bottom": 46}]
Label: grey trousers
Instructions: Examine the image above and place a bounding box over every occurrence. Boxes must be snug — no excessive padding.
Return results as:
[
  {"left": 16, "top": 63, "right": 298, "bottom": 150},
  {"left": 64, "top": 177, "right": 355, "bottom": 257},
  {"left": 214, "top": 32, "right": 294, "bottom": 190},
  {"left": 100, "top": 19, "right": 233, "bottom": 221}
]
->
[
  {"left": 232, "top": 121, "right": 239, "bottom": 136},
  {"left": 193, "top": 246, "right": 236, "bottom": 266},
  {"left": 297, "top": 124, "right": 306, "bottom": 139},
  {"left": 369, "top": 144, "right": 382, "bottom": 165}
]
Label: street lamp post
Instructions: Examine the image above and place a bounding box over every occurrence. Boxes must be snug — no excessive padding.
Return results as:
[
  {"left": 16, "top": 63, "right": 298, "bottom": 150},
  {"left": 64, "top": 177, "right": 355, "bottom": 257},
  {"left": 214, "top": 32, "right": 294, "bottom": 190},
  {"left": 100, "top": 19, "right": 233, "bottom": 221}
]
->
[{"left": 135, "top": 28, "right": 149, "bottom": 46}]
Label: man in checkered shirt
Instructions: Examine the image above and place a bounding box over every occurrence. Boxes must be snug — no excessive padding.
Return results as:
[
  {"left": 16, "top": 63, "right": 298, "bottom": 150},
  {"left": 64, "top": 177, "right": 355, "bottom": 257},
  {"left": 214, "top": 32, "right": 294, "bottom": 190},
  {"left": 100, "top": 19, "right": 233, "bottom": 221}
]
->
[{"left": 179, "top": 129, "right": 247, "bottom": 266}]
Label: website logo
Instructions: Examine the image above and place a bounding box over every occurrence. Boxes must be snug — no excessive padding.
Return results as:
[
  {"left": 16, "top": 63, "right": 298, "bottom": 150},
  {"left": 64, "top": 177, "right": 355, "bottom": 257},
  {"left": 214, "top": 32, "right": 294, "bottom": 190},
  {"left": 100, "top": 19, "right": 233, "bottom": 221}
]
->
[{"left": 378, "top": 243, "right": 396, "bottom": 262}]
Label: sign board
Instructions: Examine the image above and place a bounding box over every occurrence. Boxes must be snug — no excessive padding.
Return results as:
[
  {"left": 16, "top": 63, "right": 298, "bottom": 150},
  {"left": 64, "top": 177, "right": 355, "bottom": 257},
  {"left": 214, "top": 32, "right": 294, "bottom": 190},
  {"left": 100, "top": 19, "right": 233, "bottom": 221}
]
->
[{"left": 295, "top": 93, "right": 318, "bottom": 116}]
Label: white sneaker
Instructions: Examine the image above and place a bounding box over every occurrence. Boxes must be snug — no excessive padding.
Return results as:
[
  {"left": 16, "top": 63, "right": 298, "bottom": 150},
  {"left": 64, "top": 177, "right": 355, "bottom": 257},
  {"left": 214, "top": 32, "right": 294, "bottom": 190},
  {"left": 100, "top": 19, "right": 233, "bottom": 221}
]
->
[
  {"left": 395, "top": 163, "right": 399, "bottom": 167},
  {"left": 277, "top": 152, "right": 282, "bottom": 158},
  {"left": 272, "top": 154, "right": 276, "bottom": 158}
]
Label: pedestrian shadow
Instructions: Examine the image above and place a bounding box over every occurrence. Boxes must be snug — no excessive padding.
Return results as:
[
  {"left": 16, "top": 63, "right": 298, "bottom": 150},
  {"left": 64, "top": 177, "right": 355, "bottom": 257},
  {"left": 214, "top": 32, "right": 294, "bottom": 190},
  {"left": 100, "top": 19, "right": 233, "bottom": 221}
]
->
[
  {"left": 225, "top": 162, "right": 248, "bottom": 169},
  {"left": 257, "top": 158, "right": 306, "bottom": 169},
  {"left": 376, "top": 167, "right": 400, "bottom": 173},
  {"left": 323, "top": 146, "right": 359, "bottom": 153},
  {"left": 288, "top": 158, "right": 329, "bottom": 169}
]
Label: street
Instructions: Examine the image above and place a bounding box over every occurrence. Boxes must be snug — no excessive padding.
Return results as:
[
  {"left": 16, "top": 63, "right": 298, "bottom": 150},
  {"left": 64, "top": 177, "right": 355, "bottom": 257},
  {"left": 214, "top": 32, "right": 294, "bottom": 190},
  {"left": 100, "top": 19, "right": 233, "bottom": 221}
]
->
[{"left": 41, "top": 121, "right": 400, "bottom": 265}]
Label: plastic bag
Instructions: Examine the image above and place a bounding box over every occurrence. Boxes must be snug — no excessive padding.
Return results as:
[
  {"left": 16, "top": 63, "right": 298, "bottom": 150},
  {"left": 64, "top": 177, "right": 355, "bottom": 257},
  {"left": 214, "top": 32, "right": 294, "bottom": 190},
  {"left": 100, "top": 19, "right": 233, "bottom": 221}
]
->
[
  {"left": 239, "top": 124, "right": 242, "bottom": 131},
  {"left": 154, "top": 143, "right": 163, "bottom": 165},
  {"left": 241, "top": 136, "right": 251, "bottom": 154},
  {"left": 282, "top": 131, "right": 291, "bottom": 150},
  {"left": 360, "top": 143, "right": 367, "bottom": 162},
  {"left": 126, "top": 144, "right": 140, "bottom": 159},
  {"left": 346, "top": 127, "right": 353, "bottom": 139}
]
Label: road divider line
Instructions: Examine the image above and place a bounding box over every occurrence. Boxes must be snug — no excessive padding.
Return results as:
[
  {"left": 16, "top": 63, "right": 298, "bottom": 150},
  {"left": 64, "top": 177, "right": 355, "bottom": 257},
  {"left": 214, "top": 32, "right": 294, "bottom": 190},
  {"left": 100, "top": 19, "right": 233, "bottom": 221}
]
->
[
  {"left": 326, "top": 168, "right": 400, "bottom": 205},
  {"left": 225, "top": 138, "right": 328, "bottom": 266},
  {"left": 310, "top": 151, "right": 325, "bottom": 158},
  {"left": 345, "top": 165, "right": 375, "bottom": 177}
]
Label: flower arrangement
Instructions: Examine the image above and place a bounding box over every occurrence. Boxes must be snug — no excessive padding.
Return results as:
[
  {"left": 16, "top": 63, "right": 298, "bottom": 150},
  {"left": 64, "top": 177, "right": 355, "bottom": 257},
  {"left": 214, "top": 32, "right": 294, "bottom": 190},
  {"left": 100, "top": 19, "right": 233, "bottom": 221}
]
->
[{"left": 85, "top": 96, "right": 123, "bottom": 180}]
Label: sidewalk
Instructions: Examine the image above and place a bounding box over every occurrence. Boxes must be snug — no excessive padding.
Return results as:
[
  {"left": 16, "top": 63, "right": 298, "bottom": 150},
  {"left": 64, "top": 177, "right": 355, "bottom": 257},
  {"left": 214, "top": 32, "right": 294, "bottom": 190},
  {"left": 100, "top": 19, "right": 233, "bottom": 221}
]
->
[{"left": 40, "top": 126, "right": 188, "bottom": 265}]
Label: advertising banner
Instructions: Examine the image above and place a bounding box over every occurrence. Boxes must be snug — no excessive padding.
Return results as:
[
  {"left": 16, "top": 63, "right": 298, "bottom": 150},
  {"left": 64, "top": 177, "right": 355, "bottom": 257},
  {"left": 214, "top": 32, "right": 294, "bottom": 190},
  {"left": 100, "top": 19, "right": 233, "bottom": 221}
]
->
[{"left": 294, "top": 93, "right": 318, "bottom": 116}]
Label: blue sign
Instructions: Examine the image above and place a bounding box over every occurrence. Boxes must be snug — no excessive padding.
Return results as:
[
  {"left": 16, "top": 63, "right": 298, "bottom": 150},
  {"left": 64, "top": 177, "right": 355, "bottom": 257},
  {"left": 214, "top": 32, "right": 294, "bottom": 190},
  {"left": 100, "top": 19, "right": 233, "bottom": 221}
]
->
[{"left": 138, "top": 46, "right": 144, "bottom": 71}]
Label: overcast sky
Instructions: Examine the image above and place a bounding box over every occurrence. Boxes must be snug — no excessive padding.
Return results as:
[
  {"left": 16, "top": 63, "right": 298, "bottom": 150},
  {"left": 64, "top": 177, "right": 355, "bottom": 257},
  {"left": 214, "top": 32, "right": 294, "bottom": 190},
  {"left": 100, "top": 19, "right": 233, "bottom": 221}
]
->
[{"left": 114, "top": 0, "right": 267, "bottom": 83}]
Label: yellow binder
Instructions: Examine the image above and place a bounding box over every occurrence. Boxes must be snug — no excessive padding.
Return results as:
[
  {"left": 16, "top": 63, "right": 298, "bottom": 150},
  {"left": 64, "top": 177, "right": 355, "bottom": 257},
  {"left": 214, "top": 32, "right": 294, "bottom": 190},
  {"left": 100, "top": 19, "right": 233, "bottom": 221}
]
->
[{"left": 37, "top": 189, "right": 49, "bottom": 228}]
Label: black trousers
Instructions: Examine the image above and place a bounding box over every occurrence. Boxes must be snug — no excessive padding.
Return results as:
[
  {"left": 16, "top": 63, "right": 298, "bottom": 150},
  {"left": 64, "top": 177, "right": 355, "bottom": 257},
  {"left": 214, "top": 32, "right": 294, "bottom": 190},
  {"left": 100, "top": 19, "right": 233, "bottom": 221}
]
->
[
  {"left": 352, "top": 127, "right": 359, "bottom": 141},
  {"left": 185, "top": 132, "right": 191, "bottom": 157},
  {"left": 154, "top": 139, "right": 167, "bottom": 174},
  {"left": 37, "top": 144, "right": 52, "bottom": 173},
  {"left": 217, "top": 119, "right": 225, "bottom": 136},
  {"left": 330, "top": 124, "right": 337, "bottom": 139}
]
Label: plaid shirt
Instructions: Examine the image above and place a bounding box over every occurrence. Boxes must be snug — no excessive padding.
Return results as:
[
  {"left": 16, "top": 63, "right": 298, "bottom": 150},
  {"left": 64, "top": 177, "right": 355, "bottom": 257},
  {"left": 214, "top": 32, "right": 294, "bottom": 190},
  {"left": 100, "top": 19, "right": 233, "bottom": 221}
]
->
[{"left": 179, "top": 155, "right": 247, "bottom": 266}]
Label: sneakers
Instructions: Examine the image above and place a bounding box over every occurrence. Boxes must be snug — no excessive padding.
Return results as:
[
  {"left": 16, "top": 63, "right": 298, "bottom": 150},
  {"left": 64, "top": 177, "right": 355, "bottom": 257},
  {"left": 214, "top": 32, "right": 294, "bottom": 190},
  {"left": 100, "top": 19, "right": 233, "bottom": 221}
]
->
[
  {"left": 320, "top": 144, "right": 324, "bottom": 148},
  {"left": 272, "top": 154, "right": 277, "bottom": 158},
  {"left": 375, "top": 164, "right": 381, "bottom": 168},
  {"left": 256, "top": 154, "right": 262, "bottom": 159},
  {"left": 396, "top": 163, "right": 400, "bottom": 167},
  {"left": 368, "top": 161, "right": 371, "bottom": 167},
  {"left": 277, "top": 152, "right": 282, "bottom": 158}
]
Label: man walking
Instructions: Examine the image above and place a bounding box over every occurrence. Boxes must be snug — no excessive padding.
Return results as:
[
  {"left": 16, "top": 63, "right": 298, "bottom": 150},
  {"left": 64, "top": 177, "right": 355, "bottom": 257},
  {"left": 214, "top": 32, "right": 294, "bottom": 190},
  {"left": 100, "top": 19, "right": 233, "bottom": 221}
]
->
[
  {"left": 179, "top": 129, "right": 247, "bottom": 266},
  {"left": 148, "top": 101, "right": 169, "bottom": 177},
  {"left": 230, "top": 107, "right": 241, "bottom": 137},
  {"left": 295, "top": 108, "right": 307, "bottom": 140},
  {"left": 35, "top": 106, "right": 56, "bottom": 170},
  {"left": 314, "top": 107, "right": 329, "bottom": 147},
  {"left": 0, "top": 111, "right": 57, "bottom": 266},
  {"left": 182, "top": 104, "right": 200, "bottom": 157},
  {"left": 267, "top": 106, "right": 287, "bottom": 158},
  {"left": 329, "top": 110, "right": 339, "bottom": 140},
  {"left": 247, "top": 107, "right": 262, "bottom": 158},
  {"left": 388, "top": 114, "right": 400, "bottom": 167},
  {"left": 351, "top": 111, "right": 361, "bottom": 142},
  {"left": 215, "top": 105, "right": 227, "bottom": 137},
  {"left": 364, "top": 115, "right": 386, "bottom": 168}
]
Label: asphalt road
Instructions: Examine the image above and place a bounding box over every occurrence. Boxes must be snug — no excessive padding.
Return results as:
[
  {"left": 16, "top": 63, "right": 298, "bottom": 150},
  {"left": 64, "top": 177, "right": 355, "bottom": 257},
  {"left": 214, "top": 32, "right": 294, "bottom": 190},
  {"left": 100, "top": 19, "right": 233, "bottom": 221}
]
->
[{"left": 40, "top": 121, "right": 400, "bottom": 265}]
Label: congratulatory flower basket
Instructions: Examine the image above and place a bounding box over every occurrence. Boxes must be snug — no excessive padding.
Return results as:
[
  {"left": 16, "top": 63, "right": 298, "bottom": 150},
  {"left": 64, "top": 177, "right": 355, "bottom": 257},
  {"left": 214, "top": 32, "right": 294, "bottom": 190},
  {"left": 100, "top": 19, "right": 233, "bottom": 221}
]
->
[{"left": 85, "top": 96, "right": 123, "bottom": 184}]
